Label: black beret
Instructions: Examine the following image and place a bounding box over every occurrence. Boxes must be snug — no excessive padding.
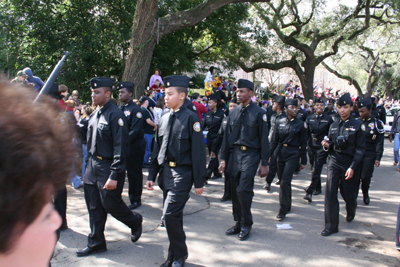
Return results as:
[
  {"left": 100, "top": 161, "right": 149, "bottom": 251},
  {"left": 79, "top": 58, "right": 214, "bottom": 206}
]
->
[
  {"left": 337, "top": 93, "right": 353, "bottom": 106},
  {"left": 357, "top": 97, "right": 372, "bottom": 109},
  {"left": 139, "top": 96, "right": 148, "bottom": 103},
  {"left": 231, "top": 97, "right": 238, "bottom": 104},
  {"left": 286, "top": 99, "right": 298, "bottom": 106},
  {"left": 355, "top": 96, "right": 362, "bottom": 101},
  {"left": 91, "top": 77, "right": 115, "bottom": 89},
  {"left": 208, "top": 93, "right": 221, "bottom": 101},
  {"left": 117, "top": 82, "right": 134, "bottom": 90},
  {"left": 315, "top": 98, "right": 325, "bottom": 104},
  {"left": 164, "top": 75, "right": 190, "bottom": 88},
  {"left": 327, "top": 99, "right": 335, "bottom": 104},
  {"left": 274, "top": 95, "right": 286, "bottom": 105},
  {"left": 238, "top": 79, "right": 254, "bottom": 90}
]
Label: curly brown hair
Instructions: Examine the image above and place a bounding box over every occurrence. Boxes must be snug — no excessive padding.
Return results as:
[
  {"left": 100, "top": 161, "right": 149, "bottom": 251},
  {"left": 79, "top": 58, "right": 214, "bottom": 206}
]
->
[{"left": 0, "top": 82, "right": 74, "bottom": 253}]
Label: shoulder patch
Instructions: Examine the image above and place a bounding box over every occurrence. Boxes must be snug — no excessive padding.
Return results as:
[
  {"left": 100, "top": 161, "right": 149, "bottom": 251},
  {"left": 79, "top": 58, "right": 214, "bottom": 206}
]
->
[
  {"left": 136, "top": 112, "right": 142, "bottom": 118},
  {"left": 118, "top": 118, "right": 124, "bottom": 127},
  {"left": 304, "top": 122, "right": 308, "bottom": 129},
  {"left": 193, "top": 122, "right": 201, "bottom": 132},
  {"left": 263, "top": 114, "right": 267, "bottom": 122},
  {"left": 361, "top": 124, "right": 366, "bottom": 131}
]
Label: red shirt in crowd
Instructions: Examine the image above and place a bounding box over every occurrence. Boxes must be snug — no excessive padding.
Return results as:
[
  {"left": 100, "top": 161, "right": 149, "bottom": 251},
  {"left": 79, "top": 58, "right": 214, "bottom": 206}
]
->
[{"left": 193, "top": 101, "right": 208, "bottom": 121}]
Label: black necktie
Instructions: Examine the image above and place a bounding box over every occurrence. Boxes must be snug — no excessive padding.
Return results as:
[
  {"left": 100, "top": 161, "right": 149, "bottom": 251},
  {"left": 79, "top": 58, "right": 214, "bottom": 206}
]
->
[
  {"left": 158, "top": 112, "right": 176, "bottom": 165},
  {"left": 229, "top": 106, "right": 246, "bottom": 145},
  {"left": 89, "top": 111, "right": 101, "bottom": 155}
]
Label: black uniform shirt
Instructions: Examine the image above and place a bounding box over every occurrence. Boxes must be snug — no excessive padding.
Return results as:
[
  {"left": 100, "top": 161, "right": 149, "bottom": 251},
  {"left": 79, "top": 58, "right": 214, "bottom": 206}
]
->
[
  {"left": 142, "top": 107, "right": 155, "bottom": 134},
  {"left": 202, "top": 109, "right": 225, "bottom": 133},
  {"left": 376, "top": 105, "right": 386, "bottom": 124},
  {"left": 120, "top": 100, "right": 144, "bottom": 143},
  {"left": 211, "top": 116, "right": 228, "bottom": 154},
  {"left": 357, "top": 116, "right": 384, "bottom": 161},
  {"left": 306, "top": 113, "right": 333, "bottom": 148},
  {"left": 327, "top": 116, "right": 366, "bottom": 170},
  {"left": 183, "top": 98, "right": 197, "bottom": 114},
  {"left": 86, "top": 100, "right": 128, "bottom": 182},
  {"left": 351, "top": 109, "right": 360, "bottom": 119},
  {"left": 270, "top": 116, "right": 308, "bottom": 165},
  {"left": 269, "top": 111, "right": 286, "bottom": 142},
  {"left": 78, "top": 117, "right": 89, "bottom": 145},
  {"left": 221, "top": 101, "right": 270, "bottom": 166},
  {"left": 296, "top": 109, "right": 308, "bottom": 121},
  {"left": 148, "top": 106, "right": 206, "bottom": 189}
]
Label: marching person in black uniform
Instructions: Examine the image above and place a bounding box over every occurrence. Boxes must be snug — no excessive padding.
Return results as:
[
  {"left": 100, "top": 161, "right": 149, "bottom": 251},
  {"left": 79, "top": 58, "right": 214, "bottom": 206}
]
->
[
  {"left": 357, "top": 97, "right": 384, "bottom": 205},
  {"left": 203, "top": 93, "right": 225, "bottom": 181},
  {"left": 77, "top": 77, "right": 143, "bottom": 257},
  {"left": 324, "top": 99, "right": 337, "bottom": 120},
  {"left": 304, "top": 98, "right": 333, "bottom": 202},
  {"left": 321, "top": 93, "right": 366, "bottom": 236},
  {"left": 264, "top": 95, "right": 286, "bottom": 191},
  {"left": 270, "top": 99, "right": 307, "bottom": 221},
  {"left": 372, "top": 95, "right": 387, "bottom": 124},
  {"left": 212, "top": 98, "right": 239, "bottom": 201},
  {"left": 147, "top": 75, "right": 206, "bottom": 267},
  {"left": 351, "top": 96, "right": 361, "bottom": 119},
  {"left": 295, "top": 96, "right": 308, "bottom": 122},
  {"left": 219, "top": 79, "right": 269, "bottom": 241},
  {"left": 118, "top": 82, "right": 146, "bottom": 210}
]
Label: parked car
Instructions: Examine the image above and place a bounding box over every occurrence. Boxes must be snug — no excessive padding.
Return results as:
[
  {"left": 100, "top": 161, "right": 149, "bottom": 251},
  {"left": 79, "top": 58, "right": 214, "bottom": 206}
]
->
[{"left": 385, "top": 106, "right": 400, "bottom": 136}]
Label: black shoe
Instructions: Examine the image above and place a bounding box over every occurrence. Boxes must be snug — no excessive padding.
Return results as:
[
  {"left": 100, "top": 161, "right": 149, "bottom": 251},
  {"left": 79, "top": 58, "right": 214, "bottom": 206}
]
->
[
  {"left": 346, "top": 213, "right": 355, "bottom": 222},
  {"left": 226, "top": 225, "right": 241, "bottom": 235},
  {"left": 275, "top": 180, "right": 281, "bottom": 185},
  {"left": 321, "top": 228, "right": 338, "bottom": 236},
  {"left": 76, "top": 245, "right": 107, "bottom": 257},
  {"left": 142, "top": 163, "right": 149, "bottom": 168},
  {"left": 160, "top": 259, "right": 173, "bottom": 267},
  {"left": 239, "top": 226, "right": 251, "bottom": 241},
  {"left": 129, "top": 202, "right": 142, "bottom": 210},
  {"left": 313, "top": 190, "right": 322, "bottom": 195},
  {"left": 131, "top": 224, "right": 142, "bottom": 242},
  {"left": 263, "top": 183, "right": 271, "bottom": 192},
  {"left": 171, "top": 255, "right": 187, "bottom": 267},
  {"left": 303, "top": 193, "right": 312, "bottom": 203},
  {"left": 363, "top": 195, "right": 370, "bottom": 205},
  {"left": 220, "top": 196, "right": 231, "bottom": 202},
  {"left": 276, "top": 214, "right": 285, "bottom": 221}
]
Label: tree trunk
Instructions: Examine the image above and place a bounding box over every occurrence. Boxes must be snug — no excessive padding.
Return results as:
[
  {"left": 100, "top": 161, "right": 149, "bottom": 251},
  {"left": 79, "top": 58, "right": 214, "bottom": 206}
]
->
[
  {"left": 122, "top": 0, "right": 158, "bottom": 98},
  {"left": 301, "top": 63, "right": 315, "bottom": 101}
]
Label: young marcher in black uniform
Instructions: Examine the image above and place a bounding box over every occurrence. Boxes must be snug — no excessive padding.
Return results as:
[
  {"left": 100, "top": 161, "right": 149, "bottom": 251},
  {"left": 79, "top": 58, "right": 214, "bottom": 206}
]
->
[
  {"left": 357, "top": 97, "right": 384, "bottom": 205},
  {"left": 270, "top": 99, "right": 308, "bottom": 221},
  {"left": 147, "top": 75, "right": 206, "bottom": 267},
  {"left": 203, "top": 93, "right": 225, "bottom": 181},
  {"left": 77, "top": 77, "right": 143, "bottom": 257},
  {"left": 264, "top": 95, "right": 286, "bottom": 191},
  {"left": 212, "top": 99, "right": 239, "bottom": 201},
  {"left": 324, "top": 99, "right": 336, "bottom": 117},
  {"left": 372, "top": 95, "right": 387, "bottom": 124},
  {"left": 219, "top": 79, "right": 269, "bottom": 241},
  {"left": 321, "top": 93, "right": 366, "bottom": 236},
  {"left": 304, "top": 98, "right": 333, "bottom": 202},
  {"left": 118, "top": 82, "right": 146, "bottom": 210},
  {"left": 351, "top": 96, "right": 361, "bottom": 119}
]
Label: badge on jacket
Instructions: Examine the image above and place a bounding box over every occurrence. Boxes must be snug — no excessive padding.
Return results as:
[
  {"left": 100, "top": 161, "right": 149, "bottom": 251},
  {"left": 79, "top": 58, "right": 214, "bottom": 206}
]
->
[
  {"left": 118, "top": 118, "right": 124, "bottom": 127},
  {"left": 136, "top": 112, "right": 142, "bottom": 118},
  {"left": 193, "top": 122, "right": 201, "bottom": 132}
]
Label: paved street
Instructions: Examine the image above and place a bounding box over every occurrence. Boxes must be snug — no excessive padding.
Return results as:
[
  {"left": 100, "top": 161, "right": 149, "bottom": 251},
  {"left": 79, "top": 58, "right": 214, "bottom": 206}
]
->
[{"left": 52, "top": 139, "right": 400, "bottom": 267}]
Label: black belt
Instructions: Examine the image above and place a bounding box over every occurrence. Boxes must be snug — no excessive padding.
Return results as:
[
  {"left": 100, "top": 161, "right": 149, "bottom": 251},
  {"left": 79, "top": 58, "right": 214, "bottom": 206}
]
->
[
  {"left": 280, "top": 143, "right": 299, "bottom": 148},
  {"left": 234, "top": 145, "right": 257, "bottom": 151}
]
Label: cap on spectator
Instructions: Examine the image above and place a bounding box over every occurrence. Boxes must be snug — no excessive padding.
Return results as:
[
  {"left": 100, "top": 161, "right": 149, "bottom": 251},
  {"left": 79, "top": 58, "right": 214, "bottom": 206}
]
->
[
  {"left": 262, "top": 100, "right": 268, "bottom": 105},
  {"left": 72, "top": 90, "right": 79, "bottom": 96},
  {"left": 91, "top": 77, "right": 115, "bottom": 89},
  {"left": 17, "top": 70, "right": 28, "bottom": 77}
]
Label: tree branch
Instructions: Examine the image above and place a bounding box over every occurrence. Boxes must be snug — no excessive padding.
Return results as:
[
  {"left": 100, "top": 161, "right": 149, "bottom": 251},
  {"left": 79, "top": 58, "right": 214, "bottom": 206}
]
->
[
  {"left": 159, "top": 0, "right": 270, "bottom": 37},
  {"left": 322, "top": 62, "right": 363, "bottom": 96}
]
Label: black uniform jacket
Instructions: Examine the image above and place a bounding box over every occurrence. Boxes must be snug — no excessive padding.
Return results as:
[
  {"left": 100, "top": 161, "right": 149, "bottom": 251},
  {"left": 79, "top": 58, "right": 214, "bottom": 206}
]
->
[
  {"left": 269, "top": 111, "right": 286, "bottom": 142},
  {"left": 86, "top": 100, "right": 128, "bottom": 182},
  {"left": 357, "top": 115, "right": 384, "bottom": 161},
  {"left": 306, "top": 113, "right": 333, "bottom": 149},
  {"left": 270, "top": 116, "right": 308, "bottom": 165},
  {"left": 327, "top": 116, "right": 366, "bottom": 170},
  {"left": 220, "top": 101, "right": 269, "bottom": 166},
  {"left": 148, "top": 106, "right": 206, "bottom": 189},
  {"left": 296, "top": 109, "right": 308, "bottom": 121},
  {"left": 120, "top": 100, "right": 144, "bottom": 144},
  {"left": 202, "top": 109, "right": 225, "bottom": 132},
  {"left": 211, "top": 116, "right": 228, "bottom": 154}
]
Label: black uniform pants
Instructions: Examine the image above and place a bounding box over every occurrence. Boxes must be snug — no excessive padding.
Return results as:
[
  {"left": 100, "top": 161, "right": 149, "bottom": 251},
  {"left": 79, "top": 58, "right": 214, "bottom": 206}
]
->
[
  {"left": 54, "top": 186, "right": 67, "bottom": 228},
  {"left": 162, "top": 165, "right": 192, "bottom": 260},
  {"left": 277, "top": 157, "right": 299, "bottom": 215},
  {"left": 360, "top": 152, "right": 376, "bottom": 197},
  {"left": 222, "top": 158, "right": 231, "bottom": 199},
  {"left": 306, "top": 147, "right": 328, "bottom": 194},
  {"left": 206, "top": 132, "right": 220, "bottom": 178},
  {"left": 84, "top": 159, "right": 142, "bottom": 248},
  {"left": 126, "top": 139, "right": 146, "bottom": 204},
  {"left": 228, "top": 147, "right": 260, "bottom": 227},
  {"left": 324, "top": 156, "right": 360, "bottom": 231},
  {"left": 266, "top": 149, "right": 279, "bottom": 184},
  {"left": 308, "top": 146, "right": 315, "bottom": 167}
]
